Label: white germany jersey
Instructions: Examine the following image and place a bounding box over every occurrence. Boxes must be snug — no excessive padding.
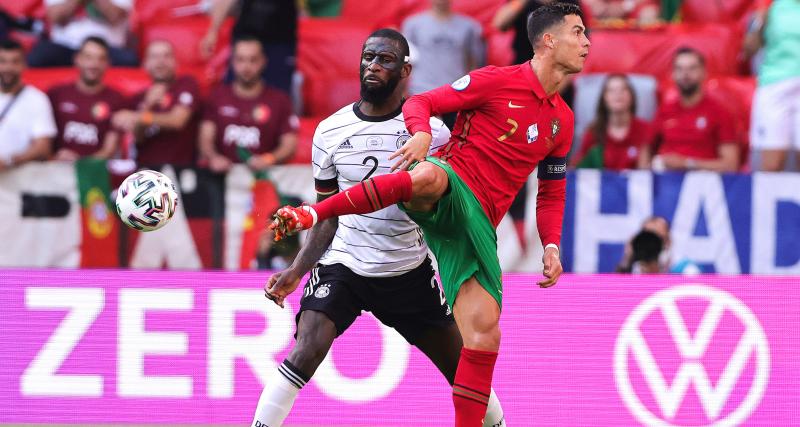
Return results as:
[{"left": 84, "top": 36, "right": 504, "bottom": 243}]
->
[{"left": 312, "top": 103, "right": 451, "bottom": 277}]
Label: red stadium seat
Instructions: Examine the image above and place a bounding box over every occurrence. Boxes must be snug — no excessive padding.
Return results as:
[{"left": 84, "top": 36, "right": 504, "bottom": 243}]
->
[
  {"left": 339, "top": 0, "right": 407, "bottom": 29},
  {"left": 584, "top": 24, "right": 743, "bottom": 80},
  {"left": 3, "top": 0, "right": 44, "bottom": 17},
  {"left": 302, "top": 76, "right": 361, "bottom": 117},
  {"left": 288, "top": 116, "right": 323, "bottom": 165},
  {"left": 297, "top": 18, "right": 372, "bottom": 116},
  {"left": 130, "top": 0, "right": 202, "bottom": 32},
  {"left": 681, "top": 0, "right": 753, "bottom": 23},
  {"left": 23, "top": 67, "right": 151, "bottom": 96}
]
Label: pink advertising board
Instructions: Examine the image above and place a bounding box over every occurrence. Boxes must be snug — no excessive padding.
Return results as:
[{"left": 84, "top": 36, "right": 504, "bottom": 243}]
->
[{"left": 1, "top": 270, "right": 798, "bottom": 426}]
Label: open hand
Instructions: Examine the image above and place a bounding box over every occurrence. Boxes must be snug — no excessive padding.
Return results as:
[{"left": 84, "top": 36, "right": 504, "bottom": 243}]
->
[
  {"left": 537, "top": 246, "right": 563, "bottom": 288},
  {"left": 389, "top": 131, "right": 432, "bottom": 171}
]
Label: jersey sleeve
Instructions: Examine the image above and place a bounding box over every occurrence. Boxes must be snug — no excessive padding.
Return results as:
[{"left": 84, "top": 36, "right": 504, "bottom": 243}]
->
[
  {"left": 428, "top": 118, "right": 452, "bottom": 153},
  {"left": 30, "top": 90, "right": 58, "bottom": 140},
  {"left": 311, "top": 126, "right": 338, "bottom": 195},
  {"left": 536, "top": 112, "right": 573, "bottom": 249},
  {"left": 174, "top": 77, "right": 200, "bottom": 114},
  {"left": 402, "top": 66, "right": 499, "bottom": 135}
]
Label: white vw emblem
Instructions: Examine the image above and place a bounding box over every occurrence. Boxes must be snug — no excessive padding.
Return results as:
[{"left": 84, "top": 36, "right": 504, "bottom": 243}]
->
[{"left": 615, "top": 285, "right": 770, "bottom": 427}]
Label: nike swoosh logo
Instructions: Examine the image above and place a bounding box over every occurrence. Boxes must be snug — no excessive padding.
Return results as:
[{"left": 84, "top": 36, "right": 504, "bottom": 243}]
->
[{"left": 508, "top": 101, "right": 525, "bottom": 109}]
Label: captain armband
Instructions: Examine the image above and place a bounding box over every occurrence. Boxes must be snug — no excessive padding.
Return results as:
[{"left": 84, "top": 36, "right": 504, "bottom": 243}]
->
[{"left": 537, "top": 156, "right": 567, "bottom": 180}]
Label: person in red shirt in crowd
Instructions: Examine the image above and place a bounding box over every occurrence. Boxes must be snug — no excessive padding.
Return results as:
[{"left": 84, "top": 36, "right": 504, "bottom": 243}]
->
[
  {"left": 570, "top": 73, "right": 650, "bottom": 170},
  {"left": 199, "top": 36, "right": 298, "bottom": 173},
  {"left": 638, "top": 47, "right": 740, "bottom": 172},
  {"left": 49, "top": 36, "right": 124, "bottom": 161},
  {"left": 111, "top": 40, "right": 200, "bottom": 166}
]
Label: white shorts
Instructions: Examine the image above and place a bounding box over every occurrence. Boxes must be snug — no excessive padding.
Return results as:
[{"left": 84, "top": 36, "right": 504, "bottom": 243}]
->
[{"left": 750, "top": 76, "right": 800, "bottom": 150}]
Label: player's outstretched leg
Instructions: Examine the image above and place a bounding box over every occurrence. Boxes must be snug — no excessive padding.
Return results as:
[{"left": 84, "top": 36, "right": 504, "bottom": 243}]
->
[
  {"left": 251, "top": 311, "right": 336, "bottom": 427},
  {"left": 450, "top": 277, "right": 502, "bottom": 427},
  {"left": 269, "top": 162, "right": 448, "bottom": 240},
  {"left": 415, "top": 322, "right": 506, "bottom": 427}
]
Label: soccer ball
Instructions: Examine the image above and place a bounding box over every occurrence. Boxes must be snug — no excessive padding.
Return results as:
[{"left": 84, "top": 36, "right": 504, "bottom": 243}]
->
[{"left": 115, "top": 169, "right": 179, "bottom": 232}]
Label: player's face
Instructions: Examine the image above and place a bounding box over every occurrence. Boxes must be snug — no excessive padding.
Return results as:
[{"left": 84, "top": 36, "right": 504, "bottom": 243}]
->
[
  {"left": 552, "top": 14, "right": 590, "bottom": 74},
  {"left": 0, "top": 49, "right": 24, "bottom": 91},
  {"left": 232, "top": 41, "right": 266, "bottom": 88},
  {"left": 603, "top": 76, "right": 633, "bottom": 114},
  {"left": 76, "top": 42, "right": 109, "bottom": 87},
  {"left": 144, "top": 41, "right": 177, "bottom": 83},
  {"left": 673, "top": 53, "right": 705, "bottom": 97},
  {"left": 359, "top": 37, "right": 409, "bottom": 104}
]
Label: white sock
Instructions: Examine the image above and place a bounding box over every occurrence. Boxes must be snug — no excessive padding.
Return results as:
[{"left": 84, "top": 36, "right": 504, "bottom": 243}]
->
[
  {"left": 484, "top": 388, "right": 506, "bottom": 427},
  {"left": 251, "top": 360, "right": 309, "bottom": 427}
]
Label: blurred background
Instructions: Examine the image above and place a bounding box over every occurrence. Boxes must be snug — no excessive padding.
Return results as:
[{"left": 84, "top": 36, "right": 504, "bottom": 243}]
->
[
  {"left": 1, "top": 1, "right": 799, "bottom": 426},
  {"left": 1, "top": 0, "right": 797, "bottom": 275}
]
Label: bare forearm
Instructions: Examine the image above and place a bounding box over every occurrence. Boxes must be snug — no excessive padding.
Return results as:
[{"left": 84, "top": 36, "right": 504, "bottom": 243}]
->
[
  {"left": 91, "top": 0, "right": 128, "bottom": 25},
  {"left": 208, "top": 0, "right": 237, "bottom": 32},
  {"left": 288, "top": 217, "right": 338, "bottom": 274},
  {"left": 273, "top": 133, "right": 298, "bottom": 164},
  {"left": 47, "top": 0, "right": 84, "bottom": 25},
  {"left": 492, "top": 0, "right": 526, "bottom": 30},
  {"left": 13, "top": 138, "right": 52, "bottom": 164}
]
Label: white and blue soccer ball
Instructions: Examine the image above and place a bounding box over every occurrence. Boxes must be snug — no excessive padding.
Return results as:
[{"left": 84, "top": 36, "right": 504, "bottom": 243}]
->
[{"left": 115, "top": 169, "right": 179, "bottom": 232}]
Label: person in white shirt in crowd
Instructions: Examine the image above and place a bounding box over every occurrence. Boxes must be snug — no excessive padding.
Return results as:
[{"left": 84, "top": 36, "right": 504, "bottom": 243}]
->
[
  {"left": 27, "top": 0, "right": 138, "bottom": 67},
  {"left": 402, "top": 0, "right": 484, "bottom": 128},
  {"left": 0, "top": 39, "right": 57, "bottom": 172}
]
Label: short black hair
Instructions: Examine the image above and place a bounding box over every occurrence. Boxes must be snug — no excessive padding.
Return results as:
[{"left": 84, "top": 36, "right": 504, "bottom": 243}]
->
[
  {"left": 0, "top": 38, "right": 24, "bottom": 53},
  {"left": 527, "top": 2, "right": 584, "bottom": 50},
  {"left": 631, "top": 230, "right": 664, "bottom": 263},
  {"left": 674, "top": 46, "right": 706, "bottom": 66},
  {"left": 233, "top": 35, "right": 264, "bottom": 50},
  {"left": 365, "top": 28, "right": 410, "bottom": 61},
  {"left": 79, "top": 36, "right": 110, "bottom": 53}
]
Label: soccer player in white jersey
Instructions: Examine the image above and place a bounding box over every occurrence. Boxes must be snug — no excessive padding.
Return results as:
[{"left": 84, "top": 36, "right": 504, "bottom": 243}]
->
[{"left": 250, "top": 29, "right": 505, "bottom": 427}]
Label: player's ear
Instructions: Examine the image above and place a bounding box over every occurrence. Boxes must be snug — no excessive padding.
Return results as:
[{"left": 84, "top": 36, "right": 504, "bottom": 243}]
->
[{"left": 401, "top": 63, "right": 412, "bottom": 78}]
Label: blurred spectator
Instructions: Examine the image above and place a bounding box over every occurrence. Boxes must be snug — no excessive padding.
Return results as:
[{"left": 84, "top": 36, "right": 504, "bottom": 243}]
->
[
  {"left": 492, "top": 0, "right": 581, "bottom": 65},
  {"left": 199, "top": 37, "right": 298, "bottom": 174},
  {"left": 48, "top": 36, "right": 124, "bottom": 161},
  {"left": 28, "top": 0, "right": 137, "bottom": 67},
  {"left": 617, "top": 216, "right": 700, "bottom": 274},
  {"left": 0, "top": 39, "right": 56, "bottom": 172},
  {"left": 583, "top": 0, "right": 660, "bottom": 26},
  {"left": 570, "top": 74, "right": 650, "bottom": 170},
  {"left": 638, "top": 47, "right": 739, "bottom": 173},
  {"left": 200, "top": 0, "right": 298, "bottom": 94},
  {"left": 403, "top": 0, "right": 484, "bottom": 129},
  {"left": 302, "top": 0, "right": 342, "bottom": 17},
  {"left": 0, "top": 9, "right": 45, "bottom": 41},
  {"left": 112, "top": 41, "right": 200, "bottom": 167},
  {"left": 747, "top": 0, "right": 800, "bottom": 172}
]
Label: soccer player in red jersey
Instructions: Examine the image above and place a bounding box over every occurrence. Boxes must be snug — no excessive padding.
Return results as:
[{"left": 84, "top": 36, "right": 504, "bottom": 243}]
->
[
  {"left": 269, "top": 4, "right": 590, "bottom": 425},
  {"left": 49, "top": 37, "right": 124, "bottom": 161}
]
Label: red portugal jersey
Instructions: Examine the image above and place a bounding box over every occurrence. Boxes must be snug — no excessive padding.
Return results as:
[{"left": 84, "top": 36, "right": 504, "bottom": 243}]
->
[
  {"left": 129, "top": 76, "right": 201, "bottom": 166},
  {"left": 202, "top": 83, "right": 298, "bottom": 162},
  {"left": 403, "top": 63, "right": 574, "bottom": 247},
  {"left": 651, "top": 95, "right": 736, "bottom": 160},
  {"left": 48, "top": 83, "right": 124, "bottom": 156}
]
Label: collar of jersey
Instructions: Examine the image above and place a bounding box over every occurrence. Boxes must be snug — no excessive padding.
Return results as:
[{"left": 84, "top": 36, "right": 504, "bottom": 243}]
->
[
  {"left": 352, "top": 100, "right": 404, "bottom": 122},
  {"left": 521, "top": 62, "right": 557, "bottom": 107}
]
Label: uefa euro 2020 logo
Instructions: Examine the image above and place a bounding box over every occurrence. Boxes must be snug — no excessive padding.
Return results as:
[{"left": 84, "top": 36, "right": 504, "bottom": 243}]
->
[{"left": 614, "top": 285, "right": 770, "bottom": 427}]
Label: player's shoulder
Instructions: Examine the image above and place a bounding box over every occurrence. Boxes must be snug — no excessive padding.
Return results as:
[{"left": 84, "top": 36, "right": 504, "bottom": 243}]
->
[
  {"left": 45, "top": 82, "right": 74, "bottom": 98},
  {"left": 315, "top": 102, "right": 358, "bottom": 140},
  {"left": 22, "top": 84, "right": 51, "bottom": 105}
]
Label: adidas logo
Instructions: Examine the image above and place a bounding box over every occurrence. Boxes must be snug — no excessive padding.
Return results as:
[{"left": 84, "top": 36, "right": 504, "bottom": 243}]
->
[{"left": 339, "top": 139, "right": 353, "bottom": 150}]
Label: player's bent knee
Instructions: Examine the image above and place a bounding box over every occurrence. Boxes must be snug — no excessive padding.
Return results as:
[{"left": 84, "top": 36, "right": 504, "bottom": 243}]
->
[
  {"left": 462, "top": 327, "right": 501, "bottom": 352},
  {"left": 410, "top": 162, "right": 448, "bottom": 201}
]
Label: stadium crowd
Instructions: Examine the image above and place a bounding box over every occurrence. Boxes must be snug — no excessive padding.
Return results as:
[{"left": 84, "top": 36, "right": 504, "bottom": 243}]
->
[{"left": 0, "top": 0, "right": 797, "bottom": 272}]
